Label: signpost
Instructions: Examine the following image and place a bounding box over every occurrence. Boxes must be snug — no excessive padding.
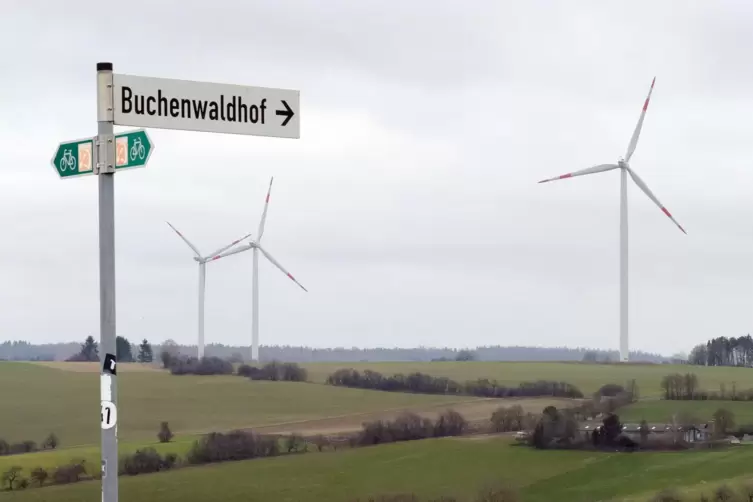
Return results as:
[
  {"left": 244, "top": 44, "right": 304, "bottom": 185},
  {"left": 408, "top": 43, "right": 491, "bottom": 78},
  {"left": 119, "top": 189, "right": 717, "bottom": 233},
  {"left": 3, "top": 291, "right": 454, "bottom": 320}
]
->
[
  {"left": 112, "top": 74, "right": 300, "bottom": 138},
  {"left": 52, "top": 63, "right": 300, "bottom": 502}
]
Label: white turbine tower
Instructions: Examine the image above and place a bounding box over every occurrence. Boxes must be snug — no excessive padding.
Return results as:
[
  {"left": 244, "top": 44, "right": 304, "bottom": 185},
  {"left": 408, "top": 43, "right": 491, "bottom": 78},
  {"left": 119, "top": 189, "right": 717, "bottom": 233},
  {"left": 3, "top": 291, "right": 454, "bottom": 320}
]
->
[
  {"left": 166, "top": 222, "right": 252, "bottom": 358},
  {"left": 537, "top": 77, "right": 686, "bottom": 363},
  {"left": 211, "top": 177, "right": 308, "bottom": 362}
]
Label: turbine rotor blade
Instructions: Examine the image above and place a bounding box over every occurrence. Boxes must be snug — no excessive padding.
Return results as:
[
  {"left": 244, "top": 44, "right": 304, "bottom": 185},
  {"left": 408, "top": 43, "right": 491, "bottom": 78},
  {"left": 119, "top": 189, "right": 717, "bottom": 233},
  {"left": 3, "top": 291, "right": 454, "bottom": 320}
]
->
[
  {"left": 257, "top": 245, "right": 308, "bottom": 292},
  {"left": 538, "top": 164, "right": 619, "bottom": 184},
  {"left": 257, "top": 177, "right": 274, "bottom": 241},
  {"left": 209, "top": 242, "right": 255, "bottom": 262},
  {"left": 627, "top": 167, "right": 686, "bottom": 234},
  {"left": 166, "top": 221, "right": 202, "bottom": 257},
  {"left": 205, "top": 232, "right": 253, "bottom": 260},
  {"left": 625, "top": 77, "right": 656, "bottom": 163}
]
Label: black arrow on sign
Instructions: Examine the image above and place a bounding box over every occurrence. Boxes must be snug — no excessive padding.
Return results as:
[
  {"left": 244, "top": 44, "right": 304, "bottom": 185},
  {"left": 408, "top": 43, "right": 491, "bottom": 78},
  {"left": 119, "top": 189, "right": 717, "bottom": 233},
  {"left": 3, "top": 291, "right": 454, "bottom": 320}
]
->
[{"left": 276, "top": 100, "right": 295, "bottom": 127}]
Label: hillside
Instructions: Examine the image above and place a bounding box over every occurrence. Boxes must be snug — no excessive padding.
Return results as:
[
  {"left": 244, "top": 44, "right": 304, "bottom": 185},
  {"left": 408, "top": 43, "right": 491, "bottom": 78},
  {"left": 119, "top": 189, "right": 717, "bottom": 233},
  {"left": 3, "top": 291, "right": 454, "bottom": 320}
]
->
[
  {"left": 301, "top": 361, "right": 753, "bottom": 397},
  {"left": 6, "top": 436, "right": 753, "bottom": 502},
  {"left": 0, "top": 362, "right": 478, "bottom": 445}
]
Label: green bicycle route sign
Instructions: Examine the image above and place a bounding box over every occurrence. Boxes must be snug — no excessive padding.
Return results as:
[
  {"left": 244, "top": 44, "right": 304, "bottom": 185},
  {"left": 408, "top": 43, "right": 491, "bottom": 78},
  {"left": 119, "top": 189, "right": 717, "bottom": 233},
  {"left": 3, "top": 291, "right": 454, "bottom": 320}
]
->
[
  {"left": 51, "top": 129, "right": 154, "bottom": 179},
  {"left": 114, "top": 129, "right": 153, "bottom": 171},
  {"left": 52, "top": 137, "right": 94, "bottom": 178}
]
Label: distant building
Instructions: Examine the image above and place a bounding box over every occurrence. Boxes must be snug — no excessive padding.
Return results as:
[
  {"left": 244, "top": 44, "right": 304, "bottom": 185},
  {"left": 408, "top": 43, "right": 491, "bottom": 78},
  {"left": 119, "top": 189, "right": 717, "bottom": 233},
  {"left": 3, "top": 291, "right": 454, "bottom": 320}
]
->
[{"left": 577, "top": 422, "right": 713, "bottom": 443}]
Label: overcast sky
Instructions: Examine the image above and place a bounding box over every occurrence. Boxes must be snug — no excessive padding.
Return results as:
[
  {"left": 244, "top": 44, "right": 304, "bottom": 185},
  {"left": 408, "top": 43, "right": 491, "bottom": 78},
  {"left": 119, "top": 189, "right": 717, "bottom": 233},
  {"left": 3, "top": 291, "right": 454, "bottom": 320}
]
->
[{"left": 1, "top": 1, "right": 751, "bottom": 356}]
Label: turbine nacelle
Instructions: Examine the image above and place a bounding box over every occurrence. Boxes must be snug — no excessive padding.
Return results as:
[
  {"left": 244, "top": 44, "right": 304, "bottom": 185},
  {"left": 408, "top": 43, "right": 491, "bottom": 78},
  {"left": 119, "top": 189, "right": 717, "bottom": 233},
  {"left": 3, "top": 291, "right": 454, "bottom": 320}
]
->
[{"left": 617, "top": 158, "right": 629, "bottom": 169}]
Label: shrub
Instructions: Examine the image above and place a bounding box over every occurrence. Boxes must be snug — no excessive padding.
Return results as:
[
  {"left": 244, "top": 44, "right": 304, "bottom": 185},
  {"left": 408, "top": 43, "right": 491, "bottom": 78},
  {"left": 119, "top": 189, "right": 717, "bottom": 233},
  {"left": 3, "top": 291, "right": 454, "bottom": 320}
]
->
[
  {"left": 249, "top": 361, "right": 308, "bottom": 382},
  {"left": 169, "top": 356, "right": 233, "bottom": 375},
  {"left": 42, "top": 433, "right": 59, "bottom": 450},
  {"left": 121, "top": 448, "right": 177, "bottom": 476},
  {"left": 650, "top": 488, "right": 683, "bottom": 502},
  {"left": 357, "top": 410, "right": 468, "bottom": 447},
  {"left": 0, "top": 439, "right": 8, "bottom": 456},
  {"left": 742, "top": 480, "right": 753, "bottom": 502},
  {"left": 160, "top": 350, "right": 173, "bottom": 369},
  {"left": 391, "top": 412, "right": 434, "bottom": 442},
  {"left": 713, "top": 408, "right": 736, "bottom": 437},
  {"left": 9, "top": 441, "right": 37, "bottom": 454},
  {"left": 475, "top": 482, "right": 519, "bottom": 502},
  {"left": 185, "top": 430, "right": 280, "bottom": 465},
  {"left": 157, "top": 421, "right": 174, "bottom": 443},
  {"left": 359, "top": 420, "right": 395, "bottom": 446},
  {"left": 597, "top": 383, "right": 626, "bottom": 397},
  {"left": 434, "top": 410, "right": 467, "bottom": 437},
  {"left": 491, "top": 406, "right": 525, "bottom": 432},
  {"left": 30, "top": 467, "right": 48, "bottom": 487},
  {"left": 237, "top": 364, "right": 259, "bottom": 377},
  {"left": 51, "top": 461, "right": 86, "bottom": 485},
  {"left": 285, "top": 433, "right": 307, "bottom": 453},
  {"left": 2, "top": 466, "right": 22, "bottom": 490},
  {"left": 350, "top": 496, "right": 419, "bottom": 502},
  {"left": 714, "top": 484, "right": 735, "bottom": 501},
  {"left": 311, "top": 434, "right": 329, "bottom": 452}
]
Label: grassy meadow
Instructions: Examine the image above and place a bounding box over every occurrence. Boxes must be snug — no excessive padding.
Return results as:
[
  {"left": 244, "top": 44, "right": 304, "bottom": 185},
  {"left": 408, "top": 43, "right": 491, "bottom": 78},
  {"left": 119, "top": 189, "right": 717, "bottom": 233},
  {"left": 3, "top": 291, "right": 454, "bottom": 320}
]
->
[
  {"left": 620, "top": 399, "right": 753, "bottom": 425},
  {"left": 4, "top": 360, "right": 753, "bottom": 501},
  {"left": 0, "top": 362, "right": 476, "bottom": 445},
  {"left": 0, "top": 437, "right": 198, "bottom": 474},
  {"left": 6, "top": 436, "right": 753, "bottom": 502},
  {"left": 301, "top": 360, "right": 753, "bottom": 397}
]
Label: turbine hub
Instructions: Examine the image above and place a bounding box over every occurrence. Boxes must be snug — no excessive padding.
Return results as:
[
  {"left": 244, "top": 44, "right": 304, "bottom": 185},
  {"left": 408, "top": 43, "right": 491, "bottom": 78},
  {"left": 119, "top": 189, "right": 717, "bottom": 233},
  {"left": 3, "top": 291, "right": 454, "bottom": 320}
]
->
[{"left": 618, "top": 158, "right": 628, "bottom": 168}]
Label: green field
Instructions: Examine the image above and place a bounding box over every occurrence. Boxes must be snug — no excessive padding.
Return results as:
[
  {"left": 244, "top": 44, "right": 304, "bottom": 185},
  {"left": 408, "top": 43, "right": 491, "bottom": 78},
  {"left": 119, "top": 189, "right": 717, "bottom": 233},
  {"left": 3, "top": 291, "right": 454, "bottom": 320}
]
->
[
  {"left": 6, "top": 436, "right": 753, "bottom": 502},
  {"left": 621, "top": 399, "right": 753, "bottom": 425},
  {"left": 0, "top": 362, "right": 475, "bottom": 446},
  {"left": 302, "top": 361, "right": 753, "bottom": 397},
  {"left": 4, "top": 360, "right": 751, "bottom": 446},
  {"left": 5, "top": 360, "right": 753, "bottom": 501},
  {"left": 0, "top": 437, "right": 198, "bottom": 474}
]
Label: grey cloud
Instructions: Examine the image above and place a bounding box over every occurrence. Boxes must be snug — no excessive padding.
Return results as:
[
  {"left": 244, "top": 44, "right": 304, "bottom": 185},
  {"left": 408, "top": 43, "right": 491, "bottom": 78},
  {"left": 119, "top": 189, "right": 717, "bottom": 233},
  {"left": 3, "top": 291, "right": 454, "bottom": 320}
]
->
[{"left": 0, "top": 0, "right": 752, "bottom": 355}]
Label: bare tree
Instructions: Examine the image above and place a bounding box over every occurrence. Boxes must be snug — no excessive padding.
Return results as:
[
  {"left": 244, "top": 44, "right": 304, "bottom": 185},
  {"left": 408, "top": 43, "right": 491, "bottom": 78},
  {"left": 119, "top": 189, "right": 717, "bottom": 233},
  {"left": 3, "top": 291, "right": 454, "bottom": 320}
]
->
[{"left": 2, "top": 466, "right": 22, "bottom": 490}]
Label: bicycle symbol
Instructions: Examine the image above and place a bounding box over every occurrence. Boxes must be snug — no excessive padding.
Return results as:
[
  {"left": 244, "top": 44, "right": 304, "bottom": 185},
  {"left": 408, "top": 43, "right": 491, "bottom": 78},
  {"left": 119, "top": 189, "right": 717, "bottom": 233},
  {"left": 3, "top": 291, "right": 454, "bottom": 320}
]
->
[
  {"left": 59, "top": 149, "right": 77, "bottom": 173},
  {"left": 130, "top": 138, "right": 146, "bottom": 161}
]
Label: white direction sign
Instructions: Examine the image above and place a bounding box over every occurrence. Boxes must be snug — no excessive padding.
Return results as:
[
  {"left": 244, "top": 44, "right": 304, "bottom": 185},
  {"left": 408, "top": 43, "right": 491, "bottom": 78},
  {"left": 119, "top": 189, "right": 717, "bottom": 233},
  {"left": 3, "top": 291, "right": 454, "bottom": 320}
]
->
[{"left": 112, "top": 74, "right": 299, "bottom": 139}]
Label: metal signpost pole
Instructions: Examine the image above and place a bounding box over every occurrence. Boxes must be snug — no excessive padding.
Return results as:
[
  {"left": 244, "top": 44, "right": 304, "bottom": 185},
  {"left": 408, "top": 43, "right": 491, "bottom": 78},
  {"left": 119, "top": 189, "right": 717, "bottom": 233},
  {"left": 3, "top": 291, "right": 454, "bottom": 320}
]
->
[{"left": 97, "top": 61, "right": 119, "bottom": 502}]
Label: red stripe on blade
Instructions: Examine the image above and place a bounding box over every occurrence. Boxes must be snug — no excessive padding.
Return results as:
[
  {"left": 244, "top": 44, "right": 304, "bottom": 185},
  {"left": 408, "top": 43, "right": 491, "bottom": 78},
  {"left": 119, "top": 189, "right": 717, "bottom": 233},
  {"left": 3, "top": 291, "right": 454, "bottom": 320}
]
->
[
  {"left": 661, "top": 207, "right": 672, "bottom": 218},
  {"left": 559, "top": 173, "right": 573, "bottom": 180}
]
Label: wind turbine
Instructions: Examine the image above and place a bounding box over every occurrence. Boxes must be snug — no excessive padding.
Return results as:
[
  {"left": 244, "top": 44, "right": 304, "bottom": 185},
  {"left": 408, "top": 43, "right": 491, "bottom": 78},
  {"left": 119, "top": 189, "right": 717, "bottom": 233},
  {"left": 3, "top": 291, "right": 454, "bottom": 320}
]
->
[
  {"left": 166, "top": 222, "right": 252, "bottom": 359},
  {"left": 537, "top": 77, "right": 686, "bottom": 363},
  {"left": 211, "top": 177, "right": 308, "bottom": 362}
]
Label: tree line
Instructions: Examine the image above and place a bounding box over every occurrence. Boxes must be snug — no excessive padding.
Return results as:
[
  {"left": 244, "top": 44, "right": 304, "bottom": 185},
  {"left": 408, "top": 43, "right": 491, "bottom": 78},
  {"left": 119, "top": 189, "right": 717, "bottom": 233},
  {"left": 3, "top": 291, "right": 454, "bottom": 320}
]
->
[
  {"left": 660, "top": 372, "right": 753, "bottom": 402},
  {"left": 688, "top": 335, "right": 753, "bottom": 367},
  {"left": 0, "top": 408, "right": 468, "bottom": 492},
  {"left": 64, "top": 336, "right": 153, "bottom": 363},
  {"left": 326, "top": 368, "right": 584, "bottom": 399},
  {"left": 0, "top": 339, "right": 670, "bottom": 363}
]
